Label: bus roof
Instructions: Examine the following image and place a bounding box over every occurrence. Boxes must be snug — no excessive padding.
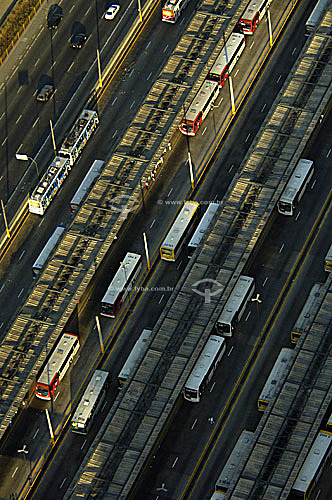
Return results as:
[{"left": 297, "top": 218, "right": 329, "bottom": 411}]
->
[
  {"left": 208, "top": 34, "right": 245, "bottom": 77},
  {"left": 215, "top": 429, "right": 254, "bottom": 492},
  {"left": 71, "top": 370, "right": 109, "bottom": 426},
  {"left": 162, "top": 0, "right": 185, "bottom": 10},
  {"left": 293, "top": 431, "right": 332, "bottom": 493},
  {"left": 161, "top": 201, "right": 200, "bottom": 250},
  {"left": 292, "top": 283, "right": 323, "bottom": 336},
  {"left": 38, "top": 333, "right": 78, "bottom": 385},
  {"left": 70, "top": 160, "right": 104, "bottom": 209},
  {"left": 258, "top": 348, "right": 293, "bottom": 405},
  {"left": 188, "top": 203, "right": 219, "bottom": 250},
  {"left": 118, "top": 329, "right": 152, "bottom": 383},
  {"left": 210, "top": 493, "right": 226, "bottom": 500},
  {"left": 185, "top": 335, "right": 225, "bottom": 392},
  {"left": 306, "top": 0, "right": 330, "bottom": 32},
  {"left": 30, "top": 157, "right": 69, "bottom": 203},
  {"left": 59, "top": 109, "right": 98, "bottom": 155},
  {"left": 32, "top": 225, "right": 65, "bottom": 273},
  {"left": 240, "top": 0, "right": 269, "bottom": 20},
  {"left": 102, "top": 252, "right": 141, "bottom": 305},
  {"left": 217, "top": 276, "right": 254, "bottom": 326},
  {"left": 184, "top": 82, "right": 219, "bottom": 123},
  {"left": 279, "top": 159, "right": 313, "bottom": 205}
]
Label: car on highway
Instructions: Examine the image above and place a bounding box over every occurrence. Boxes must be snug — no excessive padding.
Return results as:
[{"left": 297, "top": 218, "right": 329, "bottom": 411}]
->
[
  {"left": 104, "top": 4, "right": 120, "bottom": 20},
  {"left": 36, "top": 84, "right": 54, "bottom": 102},
  {"left": 47, "top": 4, "right": 62, "bottom": 29},
  {"left": 69, "top": 32, "right": 87, "bottom": 49}
]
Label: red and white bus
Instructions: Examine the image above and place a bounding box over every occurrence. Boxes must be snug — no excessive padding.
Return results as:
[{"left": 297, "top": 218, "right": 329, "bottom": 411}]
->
[
  {"left": 162, "top": 0, "right": 189, "bottom": 23},
  {"left": 101, "top": 252, "right": 142, "bottom": 317},
  {"left": 206, "top": 33, "right": 245, "bottom": 87},
  {"left": 35, "top": 333, "right": 80, "bottom": 400},
  {"left": 237, "top": 0, "right": 272, "bottom": 35},
  {"left": 180, "top": 81, "right": 219, "bottom": 136}
]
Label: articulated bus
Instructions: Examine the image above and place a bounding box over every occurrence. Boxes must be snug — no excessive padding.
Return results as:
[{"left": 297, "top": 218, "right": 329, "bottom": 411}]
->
[
  {"left": 206, "top": 33, "right": 245, "bottom": 88},
  {"left": 101, "top": 252, "right": 142, "bottom": 317},
  {"left": 162, "top": 0, "right": 189, "bottom": 23},
  {"left": 160, "top": 201, "right": 200, "bottom": 261},
  {"left": 215, "top": 430, "right": 254, "bottom": 493},
  {"left": 70, "top": 159, "right": 104, "bottom": 213},
  {"left": 324, "top": 243, "right": 332, "bottom": 272},
  {"left": 215, "top": 275, "right": 255, "bottom": 336},
  {"left": 118, "top": 329, "right": 152, "bottom": 387},
  {"left": 237, "top": 0, "right": 272, "bottom": 35},
  {"left": 180, "top": 81, "right": 219, "bottom": 136},
  {"left": 257, "top": 348, "right": 293, "bottom": 411},
  {"left": 32, "top": 225, "right": 65, "bottom": 277},
  {"left": 187, "top": 203, "right": 219, "bottom": 258},
  {"left": 305, "top": 0, "right": 330, "bottom": 35},
  {"left": 290, "top": 283, "right": 323, "bottom": 343},
  {"left": 277, "top": 158, "right": 314, "bottom": 216},
  {"left": 59, "top": 109, "right": 99, "bottom": 166},
  {"left": 35, "top": 333, "right": 79, "bottom": 400},
  {"left": 71, "top": 370, "right": 110, "bottom": 434},
  {"left": 183, "top": 335, "right": 226, "bottom": 403},
  {"left": 291, "top": 430, "right": 332, "bottom": 499}
]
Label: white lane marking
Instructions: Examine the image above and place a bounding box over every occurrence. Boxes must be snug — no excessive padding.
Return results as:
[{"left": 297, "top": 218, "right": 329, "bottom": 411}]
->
[
  {"left": 18, "top": 288, "right": 24, "bottom": 298},
  {"left": 19, "top": 250, "right": 25, "bottom": 260},
  {"left": 34, "top": 58, "right": 40, "bottom": 67},
  {"left": 129, "top": 68, "right": 134, "bottom": 78},
  {"left": 311, "top": 179, "right": 316, "bottom": 189},
  {"left": 228, "top": 346, "right": 234, "bottom": 357},
  {"left": 16, "top": 143, "right": 23, "bottom": 153},
  {"left": 0, "top": 283, "right": 5, "bottom": 293},
  {"left": 163, "top": 44, "right": 169, "bottom": 53},
  {"left": 147, "top": 72, "right": 152, "bottom": 81},
  {"left": 167, "top": 188, "right": 173, "bottom": 197},
  {"left": 32, "top": 117, "right": 39, "bottom": 128},
  {"left": 292, "top": 47, "right": 297, "bottom": 56},
  {"left": 245, "top": 311, "right": 251, "bottom": 321},
  {"left": 279, "top": 243, "right": 284, "bottom": 253},
  {"left": 68, "top": 61, "right": 74, "bottom": 73},
  {"left": 60, "top": 477, "right": 67, "bottom": 489},
  {"left": 191, "top": 419, "right": 197, "bottom": 429},
  {"left": 158, "top": 294, "right": 164, "bottom": 304},
  {"left": 17, "top": 86, "right": 22, "bottom": 94},
  {"left": 0, "top": 112, "right": 4, "bottom": 120},
  {"left": 112, "top": 129, "right": 118, "bottom": 138},
  {"left": 85, "top": 6, "right": 91, "bottom": 16},
  {"left": 277, "top": 74, "right": 282, "bottom": 83},
  {"left": 81, "top": 440, "right": 87, "bottom": 450},
  {"left": 150, "top": 219, "right": 155, "bottom": 229},
  {"left": 245, "top": 133, "right": 250, "bottom": 143},
  {"left": 234, "top": 69, "right": 239, "bottom": 78},
  {"left": 295, "top": 211, "right": 301, "bottom": 221},
  {"left": 130, "top": 100, "right": 135, "bottom": 109},
  {"left": 0, "top": 322, "right": 3, "bottom": 330},
  {"left": 261, "top": 103, "right": 266, "bottom": 112},
  {"left": 54, "top": 391, "right": 60, "bottom": 401},
  {"left": 229, "top": 164, "right": 234, "bottom": 173},
  {"left": 250, "top": 41, "right": 255, "bottom": 49},
  {"left": 69, "top": 4, "right": 75, "bottom": 12},
  {"left": 33, "top": 428, "right": 40, "bottom": 439},
  {"left": 111, "top": 96, "right": 117, "bottom": 106},
  {"left": 176, "top": 260, "right": 182, "bottom": 270},
  {"left": 2, "top": 137, "right": 7, "bottom": 146},
  {"left": 12, "top": 466, "right": 18, "bottom": 477},
  {"left": 146, "top": 41, "right": 151, "bottom": 49},
  {"left": 38, "top": 217, "right": 44, "bottom": 227},
  {"left": 202, "top": 127, "right": 207, "bottom": 136},
  {"left": 327, "top": 149, "right": 331, "bottom": 158},
  {"left": 172, "top": 457, "right": 178, "bottom": 468},
  {"left": 209, "top": 382, "right": 215, "bottom": 392},
  {"left": 262, "top": 277, "right": 268, "bottom": 287}
]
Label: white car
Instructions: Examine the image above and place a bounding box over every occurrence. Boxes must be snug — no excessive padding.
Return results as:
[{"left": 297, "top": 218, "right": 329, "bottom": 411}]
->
[{"left": 104, "top": 4, "right": 120, "bottom": 20}]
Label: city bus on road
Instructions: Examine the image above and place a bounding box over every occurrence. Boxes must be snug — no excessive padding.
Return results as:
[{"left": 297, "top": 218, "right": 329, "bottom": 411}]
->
[
  {"left": 206, "top": 33, "right": 245, "bottom": 88},
  {"left": 215, "top": 275, "right": 255, "bottom": 336},
  {"left": 237, "top": 0, "right": 272, "bottom": 35},
  {"left": 305, "top": 0, "right": 330, "bottom": 35},
  {"left": 70, "top": 159, "right": 104, "bottom": 213},
  {"left": 35, "top": 333, "right": 79, "bottom": 400},
  {"left": 257, "top": 348, "right": 293, "bottom": 411},
  {"left": 162, "top": 0, "right": 189, "bottom": 22},
  {"left": 215, "top": 429, "right": 254, "bottom": 493},
  {"left": 101, "top": 252, "right": 142, "bottom": 317},
  {"left": 59, "top": 109, "right": 99, "bottom": 166},
  {"left": 160, "top": 201, "right": 200, "bottom": 261},
  {"left": 32, "top": 225, "right": 65, "bottom": 277},
  {"left": 290, "top": 283, "right": 323, "bottom": 343},
  {"left": 277, "top": 158, "right": 314, "bottom": 216},
  {"left": 291, "top": 430, "right": 332, "bottom": 499},
  {"left": 324, "top": 243, "right": 332, "bottom": 272},
  {"left": 118, "top": 329, "right": 152, "bottom": 387},
  {"left": 183, "top": 335, "right": 226, "bottom": 402},
  {"left": 180, "top": 81, "right": 219, "bottom": 136},
  {"left": 71, "top": 369, "right": 110, "bottom": 434},
  {"left": 187, "top": 203, "right": 219, "bottom": 258}
]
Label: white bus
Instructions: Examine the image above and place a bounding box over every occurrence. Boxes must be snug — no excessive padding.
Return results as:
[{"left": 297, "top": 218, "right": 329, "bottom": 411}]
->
[
  {"left": 210, "top": 493, "right": 226, "bottom": 500},
  {"left": 162, "top": 0, "right": 189, "bottom": 23},
  {"left": 291, "top": 430, "right": 332, "bottom": 499},
  {"left": 257, "top": 348, "right": 293, "bottom": 411},
  {"left": 183, "top": 335, "right": 226, "bottom": 403},
  {"left": 160, "top": 201, "right": 200, "bottom": 261},
  {"left": 277, "top": 159, "right": 314, "bottom": 216},
  {"left": 324, "top": 243, "right": 332, "bottom": 272},
  {"left": 215, "top": 430, "right": 254, "bottom": 493},
  {"left": 237, "top": 0, "right": 272, "bottom": 35},
  {"left": 290, "top": 283, "right": 323, "bottom": 344},
  {"left": 71, "top": 369, "right": 110, "bottom": 434},
  {"left": 215, "top": 275, "right": 255, "bottom": 336},
  {"left": 70, "top": 159, "right": 104, "bottom": 213},
  {"left": 187, "top": 203, "right": 219, "bottom": 258},
  {"left": 35, "top": 333, "right": 79, "bottom": 400},
  {"left": 32, "top": 225, "right": 65, "bottom": 277},
  {"left": 118, "top": 329, "right": 152, "bottom": 387},
  {"left": 305, "top": 0, "right": 330, "bottom": 35},
  {"left": 206, "top": 33, "right": 245, "bottom": 88},
  {"left": 180, "top": 81, "right": 220, "bottom": 136},
  {"left": 59, "top": 109, "right": 99, "bottom": 166},
  {"left": 101, "top": 252, "right": 142, "bottom": 318}
]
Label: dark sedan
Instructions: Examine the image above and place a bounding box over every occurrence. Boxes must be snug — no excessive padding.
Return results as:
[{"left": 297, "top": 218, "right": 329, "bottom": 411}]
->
[{"left": 69, "top": 33, "right": 87, "bottom": 49}]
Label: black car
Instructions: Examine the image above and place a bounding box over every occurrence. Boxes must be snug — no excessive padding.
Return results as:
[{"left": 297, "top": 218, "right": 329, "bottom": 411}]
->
[
  {"left": 69, "top": 33, "right": 87, "bottom": 49},
  {"left": 47, "top": 5, "right": 62, "bottom": 29}
]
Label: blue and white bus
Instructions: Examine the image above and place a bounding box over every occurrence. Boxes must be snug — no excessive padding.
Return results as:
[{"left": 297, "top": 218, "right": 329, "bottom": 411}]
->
[{"left": 32, "top": 225, "right": 65, "bottom": 277}]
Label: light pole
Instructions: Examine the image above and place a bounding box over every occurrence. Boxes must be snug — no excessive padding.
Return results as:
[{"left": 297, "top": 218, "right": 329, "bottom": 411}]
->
[
  {"left": 17, "top": 444, "right": 31, "bottom": 486},
  {"left": 15, "top": 153, "right": 39, "bottom": 178}
]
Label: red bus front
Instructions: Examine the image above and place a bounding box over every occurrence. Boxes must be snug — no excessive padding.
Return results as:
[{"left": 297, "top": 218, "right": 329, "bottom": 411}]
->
[
  {"left": 162, "top": 9, "right": 175, "bottom": 22},
  {"left": 180, "top": 114, "right": 202, "bottom": 136},
  {"left": 101, "top": 293, "right": 122, "bottom": 318},
  {"left": 237, "top": 12, "right": 259, "bottom": 35},
  {"left": 35, "top": 374, "right": 59, "bottom": 400}
]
